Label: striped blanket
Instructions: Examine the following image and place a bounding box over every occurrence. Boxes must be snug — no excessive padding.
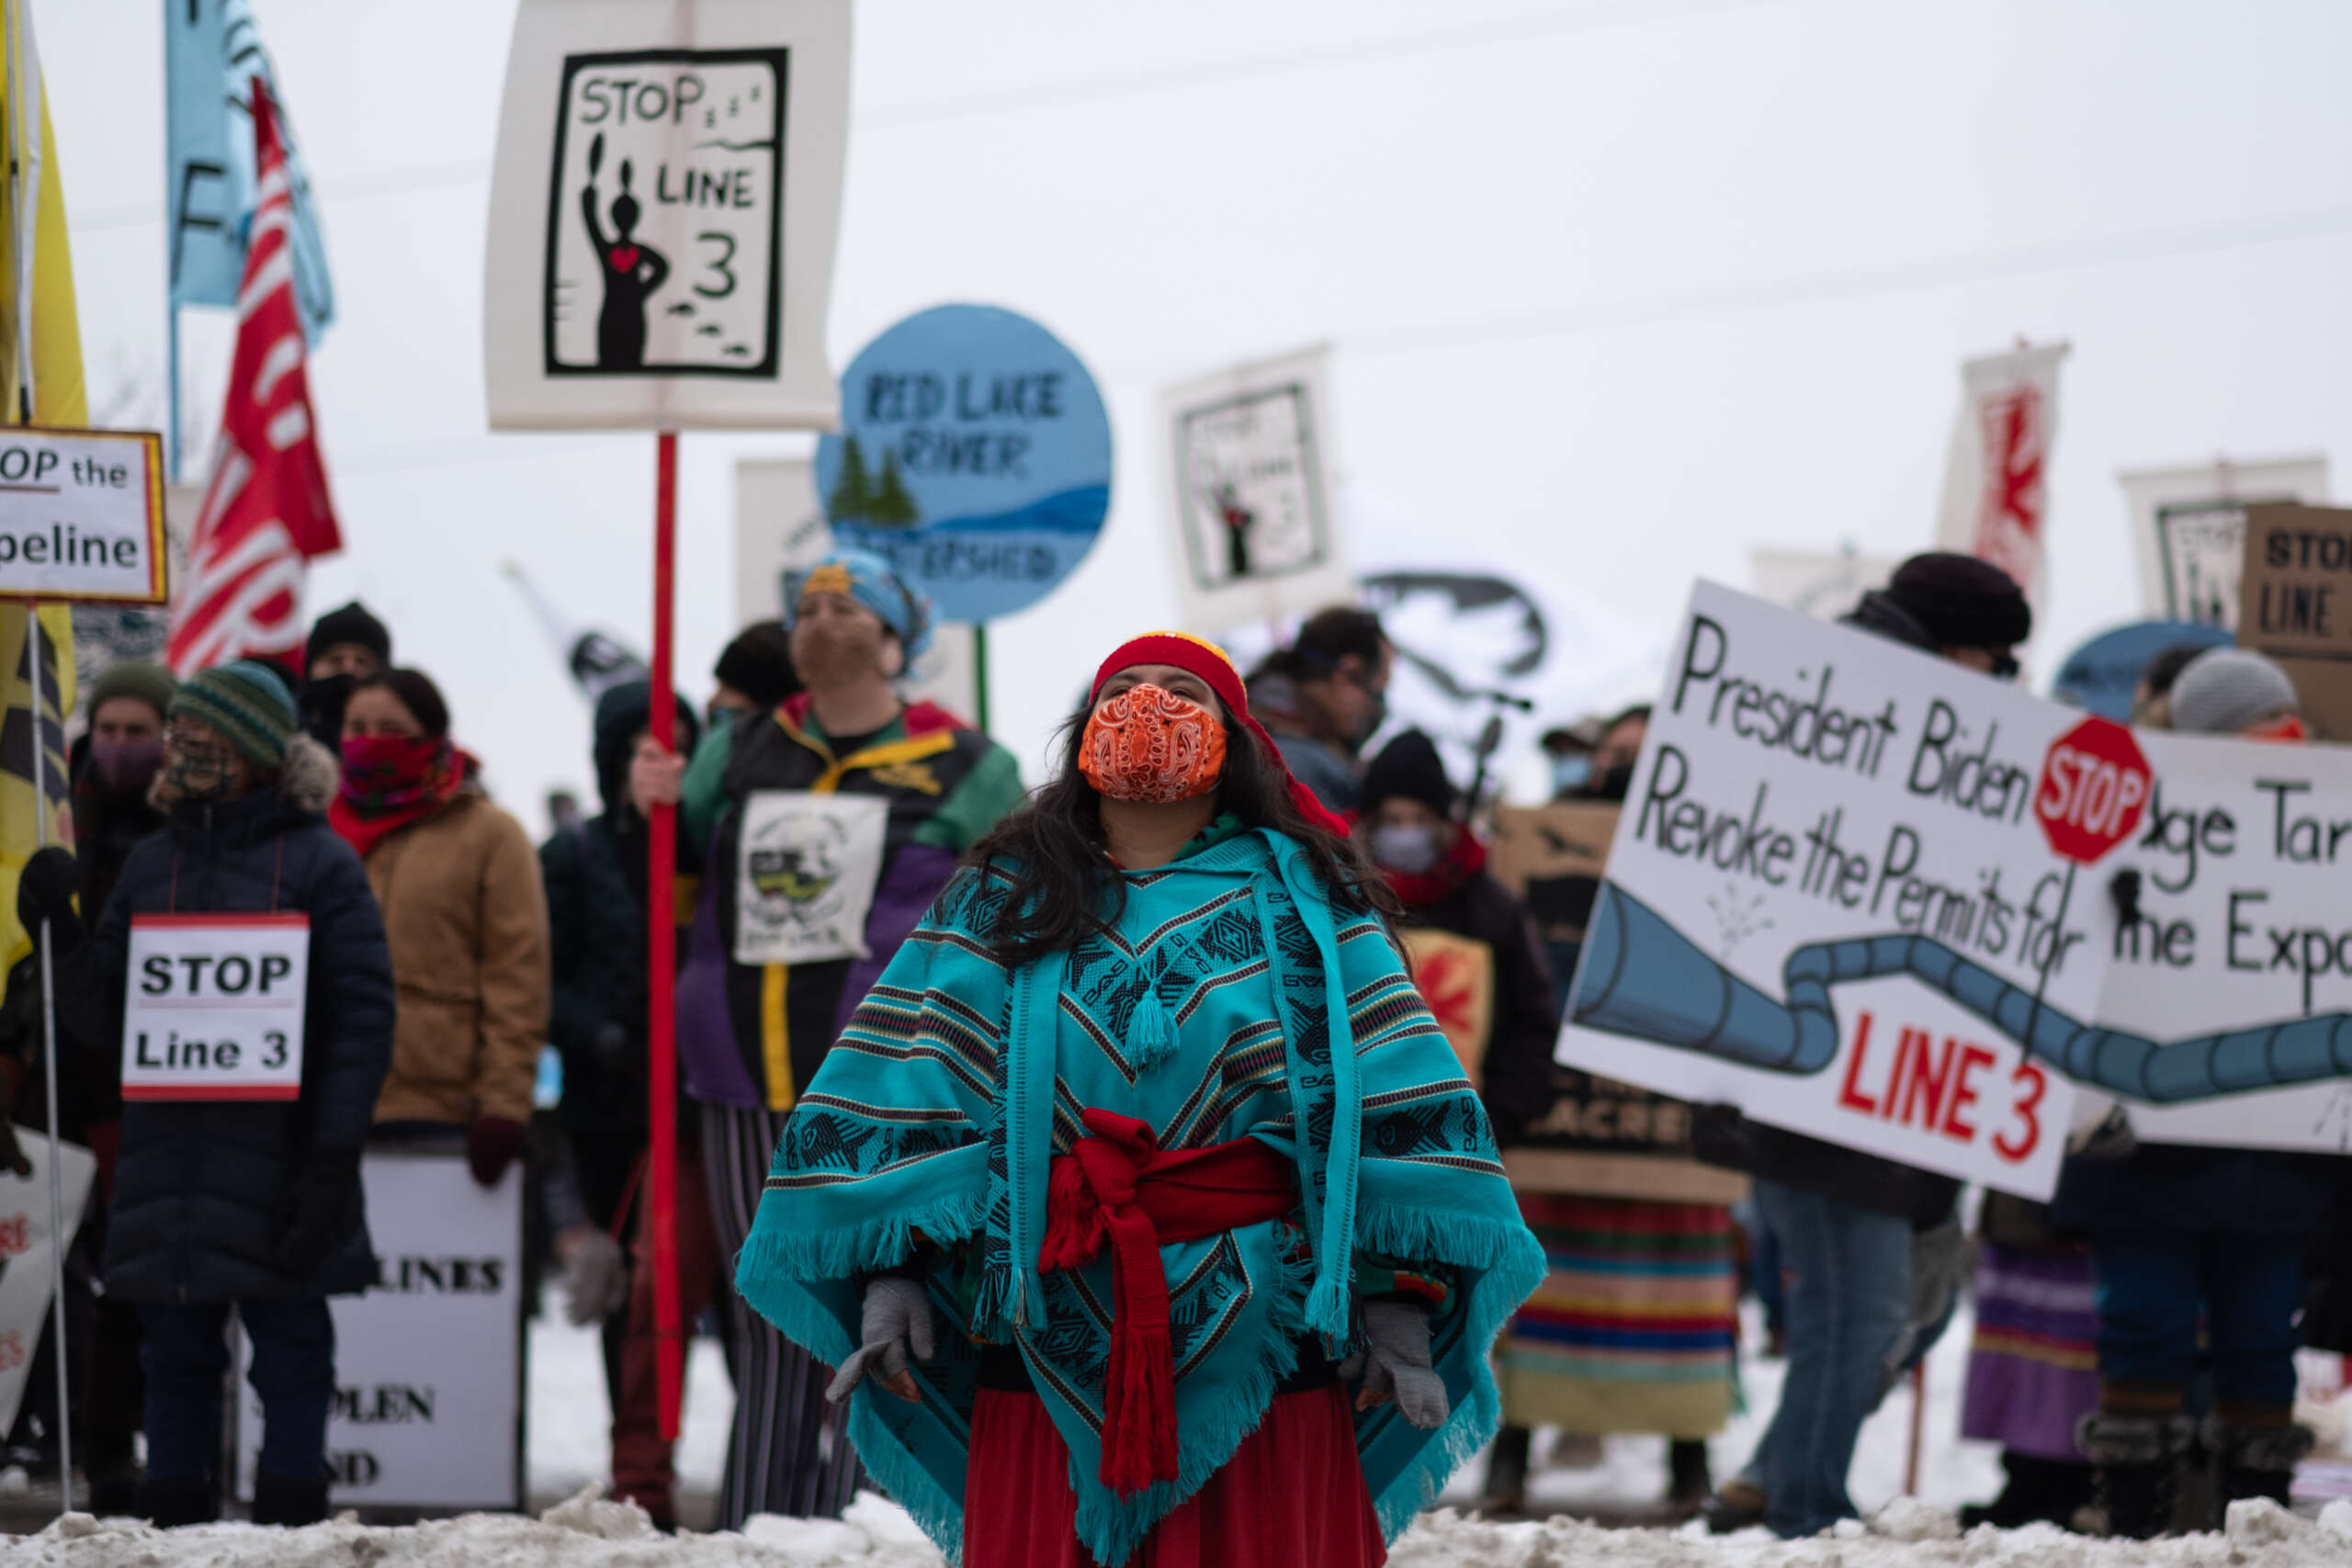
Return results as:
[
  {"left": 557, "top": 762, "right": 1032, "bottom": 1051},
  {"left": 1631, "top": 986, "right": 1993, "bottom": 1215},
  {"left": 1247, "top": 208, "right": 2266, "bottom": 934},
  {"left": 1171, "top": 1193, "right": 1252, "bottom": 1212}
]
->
[
  {"left": 1496, "top": 1194, "right": 1736, "bottom": 1436},
  {"left": 1961, "top": 1242, "right": 2098, "bottom": 1461}
]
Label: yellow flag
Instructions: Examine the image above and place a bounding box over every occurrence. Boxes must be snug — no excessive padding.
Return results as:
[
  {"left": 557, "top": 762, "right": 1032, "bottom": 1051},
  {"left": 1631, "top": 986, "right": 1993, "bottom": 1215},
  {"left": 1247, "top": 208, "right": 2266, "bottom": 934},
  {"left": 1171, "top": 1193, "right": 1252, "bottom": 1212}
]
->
[{"left": 0, "top": 0, "right": 86, "bottom": 982}]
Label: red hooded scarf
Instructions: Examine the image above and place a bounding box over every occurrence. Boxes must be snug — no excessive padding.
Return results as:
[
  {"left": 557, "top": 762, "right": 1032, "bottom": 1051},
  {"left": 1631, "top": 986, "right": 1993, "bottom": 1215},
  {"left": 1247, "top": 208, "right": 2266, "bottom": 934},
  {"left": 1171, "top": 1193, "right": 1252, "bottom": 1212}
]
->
[{"left": 1089, "top": 632, "right": 1354, "bottom": 840}]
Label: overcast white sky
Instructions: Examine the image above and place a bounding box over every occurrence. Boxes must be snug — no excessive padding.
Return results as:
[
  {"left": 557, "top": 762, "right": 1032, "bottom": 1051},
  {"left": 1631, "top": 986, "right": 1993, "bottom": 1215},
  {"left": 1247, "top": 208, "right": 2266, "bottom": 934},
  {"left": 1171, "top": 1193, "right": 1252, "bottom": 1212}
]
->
[{"left": 38, "top": 0, "right": 2352, "bottom": 829}]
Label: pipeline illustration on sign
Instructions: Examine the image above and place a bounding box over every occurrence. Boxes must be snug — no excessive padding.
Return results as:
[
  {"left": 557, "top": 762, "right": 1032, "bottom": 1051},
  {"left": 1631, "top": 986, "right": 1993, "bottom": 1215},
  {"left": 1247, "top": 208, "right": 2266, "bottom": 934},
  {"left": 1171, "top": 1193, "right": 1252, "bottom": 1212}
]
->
[{"left": 1568, "top": 882, "right": 2352, "bottom": 1104}]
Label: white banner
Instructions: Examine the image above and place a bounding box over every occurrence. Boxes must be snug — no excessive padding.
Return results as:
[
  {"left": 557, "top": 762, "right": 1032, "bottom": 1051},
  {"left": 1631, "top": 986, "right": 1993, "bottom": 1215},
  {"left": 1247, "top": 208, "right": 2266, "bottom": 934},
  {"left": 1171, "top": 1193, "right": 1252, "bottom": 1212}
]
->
[
  {"left": 1161, "top": 345, "right": 1351, "bottom": 636},
  {"left": 236, "top": 1153, "right": 523, "bottom": 1509},
  {"left": 483, "top": 0, "right": 852, "bottom": 431},
  {"left": 0, "top": 1137, "right": 95, "bottom": 1436},
  {"left": 1556, "top": 583, "right": 2352, "bottom": 1200},
  {"left": 2118, "top": 455, "right": 2330, "bottom": 630},
  {"left": 1932, "top": 342, "right": 2070, "bottom": 629}
]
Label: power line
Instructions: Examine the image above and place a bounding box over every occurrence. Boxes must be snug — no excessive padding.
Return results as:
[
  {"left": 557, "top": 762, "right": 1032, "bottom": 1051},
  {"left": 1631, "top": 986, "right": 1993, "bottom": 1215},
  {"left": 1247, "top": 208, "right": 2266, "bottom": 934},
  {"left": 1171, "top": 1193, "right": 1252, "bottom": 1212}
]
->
[{"left": 73, "top": 0, "right": 1771, "bottom": 232}]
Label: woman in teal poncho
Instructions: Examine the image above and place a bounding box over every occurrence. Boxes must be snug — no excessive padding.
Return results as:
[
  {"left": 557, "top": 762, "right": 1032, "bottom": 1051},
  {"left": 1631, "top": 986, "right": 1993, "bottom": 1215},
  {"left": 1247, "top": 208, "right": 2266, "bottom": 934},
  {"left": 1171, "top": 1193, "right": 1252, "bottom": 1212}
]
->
[{"left": 734, "top": 632, "right": 1544, "bottom": 1568}]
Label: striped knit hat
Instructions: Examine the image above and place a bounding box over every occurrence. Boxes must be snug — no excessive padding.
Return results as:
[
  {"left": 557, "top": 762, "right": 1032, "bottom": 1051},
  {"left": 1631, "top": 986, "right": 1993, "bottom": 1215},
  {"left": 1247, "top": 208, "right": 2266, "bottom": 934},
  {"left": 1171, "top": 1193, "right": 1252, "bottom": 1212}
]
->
[{"left": 172, "top": 660, "right": 300, "bottom": 769}]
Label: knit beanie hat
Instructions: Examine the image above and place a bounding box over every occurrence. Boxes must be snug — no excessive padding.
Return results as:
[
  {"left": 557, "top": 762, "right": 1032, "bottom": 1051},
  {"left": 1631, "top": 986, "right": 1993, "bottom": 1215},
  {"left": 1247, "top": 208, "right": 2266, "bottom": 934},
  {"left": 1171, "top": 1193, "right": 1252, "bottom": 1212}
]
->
[
  {"left": 1882, "top": 552, "right": 2033, "bottom": 652},
  {"left": 1361, "top": 729, "right": 1458, "bottom": 818},
  {"left": 306, "top": 600, "right": 392, "bottom": 669},
  {"left": 88, "top": 659, "right": 177, "bottom": 723},
  {"left": 172, "top": 660, "right": 300, "bottom": 769},
  {"left": 2168, "top": 648, "right": 2301, "bottom": 737},
  {"left": 713, "top": 620, "right": 801, "bottom": 710},
  {"left": 782, "top": 549, "right": 934, "bottom": 660}
]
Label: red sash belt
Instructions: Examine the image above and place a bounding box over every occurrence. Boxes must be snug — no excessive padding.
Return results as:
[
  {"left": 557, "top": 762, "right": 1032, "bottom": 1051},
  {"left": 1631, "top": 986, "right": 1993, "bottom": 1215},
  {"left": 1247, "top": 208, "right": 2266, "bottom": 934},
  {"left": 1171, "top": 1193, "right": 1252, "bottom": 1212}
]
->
[{"left": 1039, "top": 1107, "right": 1299, "bottom": 1496}]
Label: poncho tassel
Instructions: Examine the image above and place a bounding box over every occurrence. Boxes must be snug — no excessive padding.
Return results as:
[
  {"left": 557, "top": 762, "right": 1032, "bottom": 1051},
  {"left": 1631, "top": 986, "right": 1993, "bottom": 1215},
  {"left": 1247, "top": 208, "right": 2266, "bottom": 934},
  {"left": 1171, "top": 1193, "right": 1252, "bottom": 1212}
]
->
[
  {"left": 1130, "top": 987, "right": 1178, "bottom": 1072},
  {"left": 1099, "top": 1311, "right": 1180, "bottom": 1496}
]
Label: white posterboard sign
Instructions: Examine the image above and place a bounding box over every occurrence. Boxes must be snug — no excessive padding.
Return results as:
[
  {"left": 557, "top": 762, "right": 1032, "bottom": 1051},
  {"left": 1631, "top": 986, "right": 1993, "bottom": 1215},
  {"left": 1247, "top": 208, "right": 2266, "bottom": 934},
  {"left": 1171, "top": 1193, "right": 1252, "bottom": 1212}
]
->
[
  {"left": 1556, "top": 582, "right": 2352, "bottom": 1201},
  {"left": 236, "top": 1153, "right": 524, "bottom": 1510},
  {"left": 483, "top": 0, "right": 851, "bottom": 431},
  {"left": 1161, "top": 345, "right": 1351, "bottom": 636},
  {"left": 122, "top": 915, "right": 310, "bottom": 1101},
  {"left": 0, "top": 429, "right": 168, "bottom": 604},
  {"left": 2118, "top": 455, "right": 2329, "bottom": 630},
  {"left": 0, "top": 1137, "right": 95, "bottom": 1436}
]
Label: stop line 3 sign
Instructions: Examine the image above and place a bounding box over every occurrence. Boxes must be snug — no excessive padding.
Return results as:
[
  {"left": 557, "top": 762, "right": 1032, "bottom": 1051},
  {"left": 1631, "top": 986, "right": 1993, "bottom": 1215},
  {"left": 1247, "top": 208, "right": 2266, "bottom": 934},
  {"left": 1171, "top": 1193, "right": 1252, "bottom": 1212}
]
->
[{"left": 2034, "top": 716, "right": 2152, "bottom": 865}]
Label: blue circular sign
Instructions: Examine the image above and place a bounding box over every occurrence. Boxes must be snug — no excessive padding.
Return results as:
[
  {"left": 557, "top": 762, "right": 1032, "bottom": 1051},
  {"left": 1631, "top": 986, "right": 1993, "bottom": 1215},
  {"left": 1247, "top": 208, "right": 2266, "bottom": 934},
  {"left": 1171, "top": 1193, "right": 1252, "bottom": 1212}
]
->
[
  {"left": 2052, "top": 620, "right": 2232, "bottom": 720},
  {"left": 815, "top": 304, "right": 1112, "bottom": 624}
]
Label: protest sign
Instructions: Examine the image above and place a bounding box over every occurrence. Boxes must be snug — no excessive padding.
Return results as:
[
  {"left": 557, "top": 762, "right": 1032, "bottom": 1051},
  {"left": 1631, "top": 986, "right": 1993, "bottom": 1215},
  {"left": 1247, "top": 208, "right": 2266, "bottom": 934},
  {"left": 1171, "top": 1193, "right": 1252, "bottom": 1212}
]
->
[
  {"left": 236, "top": 1152, "right": 524, "bottom": 1509},
  {"left": 1161, "top": 345, "right": 1350, "bottom": 636},
  {"left": 0, "top": 428, "right": 166, "bottom": 604},
  {"left": 1488, "top": 802, "right": 1619, "bottom": 959},
  {"left": 1933, "top": 342, "right": 2069, "bottom": 627},
  {"left": 483, "top": 0, "right": 851, "bottom": 431},
  {"left": 121, "top": 914, "right": 310, "bottom": 1101},
  {"left": 1748, "top": 546, "right": 1899, "bottom": 623},
  {"left": 1556, "top": 582, "right": 2352, "bottom": 1201},
  {"left": 0, "top": 1137, "right": 93, "bottom": 1435},
  {"left": 2237, "top": 502, "right": 2352, "bottom": 741},
  {"left": 817, "top": 305, "right": 1113, "bottom": 625},
  {"left": 1399, "top": 927, "right": 1496, "bottom": 1086},
  {"left": 2120, "top": 455, "right": 2327, "bottom": 630}
]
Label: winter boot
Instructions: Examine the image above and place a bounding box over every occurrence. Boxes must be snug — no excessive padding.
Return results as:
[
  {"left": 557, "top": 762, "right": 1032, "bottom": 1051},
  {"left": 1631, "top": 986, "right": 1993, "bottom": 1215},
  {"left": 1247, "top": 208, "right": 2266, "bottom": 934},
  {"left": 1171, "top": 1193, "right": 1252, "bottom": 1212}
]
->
[
  {"left": 138, "top": 1476, "right": 221, "bottom": 1529},
  {"left": 250, "top": 1472, "right": 332, "bottom": 1529},
  {"left": 1702, "top": 1477, "right": 1769, "bottom": 1535},
  {"left": 1960, "top": 1450, "right": 2096, "bottom": 1529},
  {"left": 1479, "top": 1424, "right": 1532, "bottom": 1514},
  {"left": 2206, "top": 1412, "right": 2314, "bottom": 1513},
  {"left": 2075, "top": 1410, "right": 2194, "bottom": 1540},
  {"left": 1667, "top": 1438, "right": 1713, "bottom": 1516}
]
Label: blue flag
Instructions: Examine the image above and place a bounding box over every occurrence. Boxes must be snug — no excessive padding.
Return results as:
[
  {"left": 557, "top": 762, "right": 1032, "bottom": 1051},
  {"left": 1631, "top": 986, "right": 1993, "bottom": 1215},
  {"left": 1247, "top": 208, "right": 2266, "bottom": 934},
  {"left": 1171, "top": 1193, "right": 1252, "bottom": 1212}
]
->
[{"left": 164, "top": 0, "right": 334, "bottom": 340}]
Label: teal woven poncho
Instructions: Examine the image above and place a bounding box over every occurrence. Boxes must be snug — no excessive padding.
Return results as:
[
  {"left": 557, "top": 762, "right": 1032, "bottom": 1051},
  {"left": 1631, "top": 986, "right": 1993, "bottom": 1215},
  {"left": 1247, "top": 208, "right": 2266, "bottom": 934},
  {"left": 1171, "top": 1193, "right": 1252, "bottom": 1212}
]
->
[{"left": 735, "top": 822, "right": 1544, "bottom": 1566}]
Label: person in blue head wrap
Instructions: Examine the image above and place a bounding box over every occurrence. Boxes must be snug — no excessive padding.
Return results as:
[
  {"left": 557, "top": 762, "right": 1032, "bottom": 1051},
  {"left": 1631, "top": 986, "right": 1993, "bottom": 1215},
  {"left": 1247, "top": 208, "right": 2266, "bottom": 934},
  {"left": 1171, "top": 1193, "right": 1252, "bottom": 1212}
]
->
[
  {"left": 643, "top": 547, "right": 1025, "bottom": 1529},
  {"left": 733, "top": 630, "right": 1544, "bottom": 1568}
]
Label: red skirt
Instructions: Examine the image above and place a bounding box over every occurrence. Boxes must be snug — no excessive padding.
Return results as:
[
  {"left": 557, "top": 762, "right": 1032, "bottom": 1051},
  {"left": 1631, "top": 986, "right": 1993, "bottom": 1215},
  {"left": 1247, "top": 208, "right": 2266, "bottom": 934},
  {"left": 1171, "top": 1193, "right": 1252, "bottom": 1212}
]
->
[{"left": 962, "top": 1383, "right": 1385, "bottom": 1568}]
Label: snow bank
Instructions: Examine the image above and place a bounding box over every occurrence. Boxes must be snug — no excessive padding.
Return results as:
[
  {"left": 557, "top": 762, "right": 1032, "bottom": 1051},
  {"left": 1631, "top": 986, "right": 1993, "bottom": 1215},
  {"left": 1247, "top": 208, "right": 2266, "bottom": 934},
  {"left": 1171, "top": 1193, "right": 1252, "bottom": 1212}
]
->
[{"left": 4, "top": 1491, "right": 2349, "bottom": 1568}]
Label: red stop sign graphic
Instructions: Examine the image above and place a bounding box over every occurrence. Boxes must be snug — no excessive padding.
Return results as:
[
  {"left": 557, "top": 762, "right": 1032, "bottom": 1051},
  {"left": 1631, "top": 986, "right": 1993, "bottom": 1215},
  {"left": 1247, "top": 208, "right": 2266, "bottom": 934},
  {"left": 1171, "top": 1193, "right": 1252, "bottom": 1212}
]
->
[{"left": 2035, "top": 717, "right": 2152, "bottom": 864}]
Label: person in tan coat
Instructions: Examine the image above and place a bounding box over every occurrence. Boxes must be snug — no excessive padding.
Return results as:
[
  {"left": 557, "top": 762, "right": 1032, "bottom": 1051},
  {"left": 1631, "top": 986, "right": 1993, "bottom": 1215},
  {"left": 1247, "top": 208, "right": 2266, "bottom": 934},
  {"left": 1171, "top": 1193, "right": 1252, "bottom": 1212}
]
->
[{"left": 331, "top": 668, "right": 549, "bottom": 1186}]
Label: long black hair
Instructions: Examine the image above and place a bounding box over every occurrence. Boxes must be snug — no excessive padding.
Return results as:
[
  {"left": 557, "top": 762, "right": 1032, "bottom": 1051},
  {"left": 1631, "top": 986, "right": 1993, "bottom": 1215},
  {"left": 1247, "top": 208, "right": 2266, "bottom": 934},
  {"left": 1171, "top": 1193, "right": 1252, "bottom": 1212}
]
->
[{"left": 964, "top": 697, "right": 1398, "bottom": 967}]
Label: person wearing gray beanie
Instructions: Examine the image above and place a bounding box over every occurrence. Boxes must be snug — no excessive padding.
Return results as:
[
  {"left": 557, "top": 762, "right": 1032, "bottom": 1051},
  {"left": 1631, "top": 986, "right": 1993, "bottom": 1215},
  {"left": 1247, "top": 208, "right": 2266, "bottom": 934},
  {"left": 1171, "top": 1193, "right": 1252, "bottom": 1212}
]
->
[{"left": 2167, "top": 649, "right": 2303, "bottom": 739}]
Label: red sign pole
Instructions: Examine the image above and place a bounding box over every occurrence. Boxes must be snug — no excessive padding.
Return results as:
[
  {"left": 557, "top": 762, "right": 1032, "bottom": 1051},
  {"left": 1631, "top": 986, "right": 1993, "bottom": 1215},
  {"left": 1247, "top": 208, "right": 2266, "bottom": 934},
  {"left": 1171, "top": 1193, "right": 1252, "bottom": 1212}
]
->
[{"left": 647, "top": 432, "right": 684, "bottom": 1440}]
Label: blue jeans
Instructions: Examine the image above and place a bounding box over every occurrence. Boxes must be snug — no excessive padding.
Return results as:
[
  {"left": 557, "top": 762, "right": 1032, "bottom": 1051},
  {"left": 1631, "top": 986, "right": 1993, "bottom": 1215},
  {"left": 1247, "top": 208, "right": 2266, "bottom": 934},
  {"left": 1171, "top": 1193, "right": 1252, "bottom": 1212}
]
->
[
  {"left": 141, "top": 1299, "right": 335, "bottom": 1484},
  {"left": 2091, "top": 1232, "right": 2303, "bottom": 1408},
  {"left": 1739, "top": 1180, "right": 1912, "bottom": 1538}
]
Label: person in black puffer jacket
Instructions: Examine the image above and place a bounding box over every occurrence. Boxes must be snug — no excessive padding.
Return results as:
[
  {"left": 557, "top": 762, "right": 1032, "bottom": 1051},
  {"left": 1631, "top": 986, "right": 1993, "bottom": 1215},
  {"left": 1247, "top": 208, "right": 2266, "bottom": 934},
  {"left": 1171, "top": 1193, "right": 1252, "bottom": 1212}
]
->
[{"left": 74, "top": 661, "right": 393, "bottom": 1529}]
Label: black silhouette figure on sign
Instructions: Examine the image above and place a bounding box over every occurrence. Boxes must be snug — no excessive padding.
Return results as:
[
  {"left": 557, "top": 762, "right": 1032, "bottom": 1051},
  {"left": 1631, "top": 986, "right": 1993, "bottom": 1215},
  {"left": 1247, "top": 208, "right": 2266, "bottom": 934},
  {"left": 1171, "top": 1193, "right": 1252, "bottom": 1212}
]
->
[
  {"left": 1211, "top": 482, "right": 1255, "bottom": 579},
  {"left": 579, "top": 132, "right": 669, "bottom": 370}
]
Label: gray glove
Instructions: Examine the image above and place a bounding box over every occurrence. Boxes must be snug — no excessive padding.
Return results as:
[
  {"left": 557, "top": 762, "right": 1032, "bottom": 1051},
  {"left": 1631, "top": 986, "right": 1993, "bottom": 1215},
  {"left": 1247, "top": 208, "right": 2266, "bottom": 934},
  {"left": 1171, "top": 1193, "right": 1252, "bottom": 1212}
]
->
[
  {"left": 560, "top": 1228, "right": 628, "bottom": 1327},
  {"left": 826, "top": 1275, "right": 934, "bottom": 1404},
  {"left": 1342, "top": 1299, "right": 1449, "bottom": 1429}
]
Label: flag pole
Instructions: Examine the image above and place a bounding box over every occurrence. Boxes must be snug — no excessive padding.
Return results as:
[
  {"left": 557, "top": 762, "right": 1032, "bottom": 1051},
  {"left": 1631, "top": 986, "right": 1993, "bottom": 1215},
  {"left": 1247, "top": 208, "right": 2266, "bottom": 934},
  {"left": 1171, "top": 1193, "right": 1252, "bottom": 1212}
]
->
[
  {"left": 647, "top": 433, "right": 684, "bottom": 1440},
  {"left": 25, "top": 607, "right": 69, "bottom": 1516}
]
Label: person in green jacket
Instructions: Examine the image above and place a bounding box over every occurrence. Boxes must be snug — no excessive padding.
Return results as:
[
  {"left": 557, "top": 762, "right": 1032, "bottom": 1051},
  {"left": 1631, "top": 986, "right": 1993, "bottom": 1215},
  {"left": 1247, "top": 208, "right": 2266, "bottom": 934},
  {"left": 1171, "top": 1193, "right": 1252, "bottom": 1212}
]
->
[{"left": 638, "top": 548, "right": 1023, "bottom": 1529}]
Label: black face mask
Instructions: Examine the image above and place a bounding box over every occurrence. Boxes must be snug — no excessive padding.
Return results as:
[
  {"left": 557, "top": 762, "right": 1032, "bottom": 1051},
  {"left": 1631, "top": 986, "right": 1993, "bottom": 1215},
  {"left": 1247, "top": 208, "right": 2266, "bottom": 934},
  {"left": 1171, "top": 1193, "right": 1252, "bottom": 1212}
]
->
[
  {"left": 297, "top": 673, "right": 357, "bottom": 750},
  {"left": 1587, "top": 761, "right": 1637, "bottom": 804}
]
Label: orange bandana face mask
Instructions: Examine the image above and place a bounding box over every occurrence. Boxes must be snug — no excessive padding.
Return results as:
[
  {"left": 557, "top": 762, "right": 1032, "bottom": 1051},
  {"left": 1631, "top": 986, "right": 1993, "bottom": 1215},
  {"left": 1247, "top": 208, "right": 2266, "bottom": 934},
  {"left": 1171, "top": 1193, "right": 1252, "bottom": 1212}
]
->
[{"left": 1079, "top": 684, "right": 1227, "bottom": 804}]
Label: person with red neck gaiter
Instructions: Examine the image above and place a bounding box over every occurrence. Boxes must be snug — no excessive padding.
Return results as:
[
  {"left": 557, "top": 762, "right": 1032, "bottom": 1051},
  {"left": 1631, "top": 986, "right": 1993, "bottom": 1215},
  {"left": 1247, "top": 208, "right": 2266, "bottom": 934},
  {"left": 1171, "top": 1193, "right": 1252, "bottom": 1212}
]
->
[{"left": 333, "top": 669, "right": 549, "bottom": 1194}]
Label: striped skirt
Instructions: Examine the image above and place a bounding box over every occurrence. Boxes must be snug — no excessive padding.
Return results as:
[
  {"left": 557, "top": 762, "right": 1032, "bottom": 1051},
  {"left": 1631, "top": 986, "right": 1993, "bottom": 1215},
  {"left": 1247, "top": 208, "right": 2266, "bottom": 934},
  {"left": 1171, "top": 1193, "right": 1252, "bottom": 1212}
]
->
[
  {"left": 1495, "top": 1194, "right": 1737, "bottom": 1436},
  {"left": 1960, "top": 1242, "right": 2099, "bottom": 1461}
]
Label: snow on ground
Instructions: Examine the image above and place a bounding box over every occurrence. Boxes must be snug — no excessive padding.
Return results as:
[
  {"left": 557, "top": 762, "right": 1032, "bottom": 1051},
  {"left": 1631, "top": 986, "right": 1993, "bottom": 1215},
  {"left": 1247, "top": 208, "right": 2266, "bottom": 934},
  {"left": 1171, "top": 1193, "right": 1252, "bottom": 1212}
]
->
[
  {"left": 1, "top": 1492, "right": 2348, "bottom": 1567},
  {"left": 2, "top": 1305, "right": 2339, "bottom": 1563}
]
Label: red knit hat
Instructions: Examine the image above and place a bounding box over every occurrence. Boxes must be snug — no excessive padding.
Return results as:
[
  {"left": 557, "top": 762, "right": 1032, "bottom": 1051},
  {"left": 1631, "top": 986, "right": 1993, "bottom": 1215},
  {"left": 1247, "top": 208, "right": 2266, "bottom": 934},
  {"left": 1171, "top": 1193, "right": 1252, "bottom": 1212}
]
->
[{"left": 1090, "top": 632, "right": 1352, "bottom": 839}]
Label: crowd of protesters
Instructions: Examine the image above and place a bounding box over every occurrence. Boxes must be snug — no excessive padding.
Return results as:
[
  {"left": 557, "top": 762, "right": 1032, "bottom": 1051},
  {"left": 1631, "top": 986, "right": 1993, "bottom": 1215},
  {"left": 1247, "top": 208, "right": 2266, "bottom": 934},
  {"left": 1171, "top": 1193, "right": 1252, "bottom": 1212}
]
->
[{"left": 0, "top": 542, "right": 2340, "bottom": 1556}]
